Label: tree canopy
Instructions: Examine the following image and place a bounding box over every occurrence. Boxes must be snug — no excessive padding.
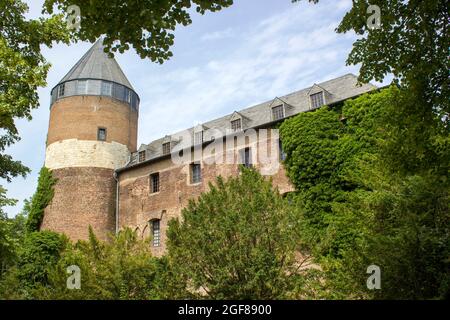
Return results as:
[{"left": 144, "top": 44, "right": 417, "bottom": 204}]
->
[
  {"left": 167, "top": 168, "right": 321, "bottom": 299},
  {"left": 43, "top": 0, "right": 234, "bottom": 63}
]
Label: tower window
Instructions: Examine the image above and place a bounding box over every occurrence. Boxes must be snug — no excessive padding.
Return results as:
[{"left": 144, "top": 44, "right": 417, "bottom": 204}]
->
[
  {"left": 97, "top": 128, "right": 107, "bottom": 141},
  {"left": 194, "top": 131, "right": 203, "bottom": 145},
  {"left": 150, "top": 173, "right": 160, "bottom": 193},
  {"left": 150, "top": 219, "right": 161, "bottom": 247},
  {"left": 77, "top": 80, "right": 87, "bottom": 94},
  {"left": 272, "top": 105, "right": 284, "bottom": 121},
  {"left": 101, "top": 81, "right": 112, "bottom": 96},
  {"left": 231, "top": 119, "right": 242, "bottom": 132},
  {"left": 138, "top": 151, "right": 146, "bottom": 162},
  {"left": 240, "top": 147, "right": 252, "bottom": 168},
  {"left": 190, "top": 163, "right": 202, "bottom": 184},
  {"left": 162, "top": 142, "right": 171, "bottom": 155},
  {"left": 310, "top": 92, "right": 324, "bottom": 109},
  {"left": 126, "top": 90, "right": 132, "bottom": 103},
  {"left": 58, "top": 83, "right": 65, "bottom": 97}
]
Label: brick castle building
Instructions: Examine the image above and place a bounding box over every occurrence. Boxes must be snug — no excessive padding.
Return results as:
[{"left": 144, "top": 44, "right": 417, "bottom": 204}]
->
[{"left": 41, "top": 39, "right": 376, "bottom": 254}]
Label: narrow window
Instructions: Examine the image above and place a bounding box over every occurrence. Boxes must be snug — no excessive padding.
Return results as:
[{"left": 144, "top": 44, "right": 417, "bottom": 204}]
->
[
  {"left": 125, "top": 89, "right": 132, "bottom": 103},
  {"left": 240, "top": 147, "right": 252, "bottom": 168},
  {"left": 310, "top": 92, "right": 324, "bottom": 109},
  {"left": 231, "top": 119, "right": 242, "bottom": 132},
  {"left": 138, "top": 151, "right": 146, "bottom": 162},
  {"left": 279, "top": 139, "right": 287, "bottom": 161},
  {"left": 58, "top": 83, "right": 65, "bottom": 97},
  {"left": 101, "top": 81, "right": 112, "bottom": 96},
  {"left": 162, "top": 142, "right": 171, "bottom": 155},
  {"left": 150, "top": 173, "right": 160, "bottom": 193},
  {"left": 150, "top": 219, "right": 161, "bottom": 247},
  {"left": 190, "top": 163, "right": 202, "bottom": 184},
  {"left": 194, "top": 131, "right": 203, "bottom": 145},
  {"left": 77, "top": 80, "right": 87, "bottom": 94},
  {"left": 97, "top": 128, "right": 107, "bottom": 141},
  {"left": 272, "top": 105, "right": 284, "bottom": 121}
]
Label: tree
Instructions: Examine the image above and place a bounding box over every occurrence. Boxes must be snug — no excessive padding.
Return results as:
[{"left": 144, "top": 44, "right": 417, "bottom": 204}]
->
[
  {"left": 0, "top": 0, "right": 69, "bottom": 180},
  {"left": 166, "top": 167, "right": 321, "bottom": 299},
  {"left": 0, "top": 230, "right": 68, "bottom": 299},
  {"left": 0, "top": 186, "right": 26, "bottom": 276},
  {"left": 295, "top": 0, "right": 449, "bottom": 115},
  {"left": 0, "top": 0, "right": 69, "bottom": 208},
  {"left": 280, "top": 87, "right": 450, "bottom": 299},
  {"left": 43, "top": 0, "right": 234, "bottom": 63},
  {"left": 34, "top": 228, "right": 162, "bottom": 300}
]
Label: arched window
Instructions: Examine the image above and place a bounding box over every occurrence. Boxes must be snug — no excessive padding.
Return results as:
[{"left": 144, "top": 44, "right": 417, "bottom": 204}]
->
[{"left": 150, "top": 219, "right": 161, "bottom": 247}]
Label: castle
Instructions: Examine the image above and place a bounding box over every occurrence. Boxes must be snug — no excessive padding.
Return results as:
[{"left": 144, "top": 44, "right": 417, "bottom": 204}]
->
[{"left": 41, "top": 39, "right": 376, "bottom": 254}]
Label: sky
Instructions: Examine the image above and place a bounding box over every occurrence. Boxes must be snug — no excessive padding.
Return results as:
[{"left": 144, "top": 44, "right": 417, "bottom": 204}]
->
[{"left": 3, "top": 0, "right": 390, "bottom": 217}]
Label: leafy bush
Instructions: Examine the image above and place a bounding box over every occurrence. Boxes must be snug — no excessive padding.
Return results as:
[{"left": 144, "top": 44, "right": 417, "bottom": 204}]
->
[{"left": 167, "top": 167, "right": 322, "bottom": 299}]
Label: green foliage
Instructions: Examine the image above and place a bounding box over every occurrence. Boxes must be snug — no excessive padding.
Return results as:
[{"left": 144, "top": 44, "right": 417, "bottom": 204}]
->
[
  {"left": 0, "top": 230, "right": 68, "bottom": 299},
  {"left": 0, "top": 187, "right": 26, "bottom": 276},
  {"left": 294, "top": 0, "right": 449, "bottom": 115},
  {"left": 43, "top": 0, "right": 233, "bottom": 63},
  {"left": 0, "top": 0, "right": 69, "bottom": 184},
  {"left": 280, "top": 87, "right": 450, "bottom": 299},
  {"left": 25, "top": 167, "right": 57, "bottom": 233},
  {"left": 30, "top": 228, "right": 162, "bottom": 300},
  {"left": 167, "top": 167, "right": 321, "bottom": 299}
]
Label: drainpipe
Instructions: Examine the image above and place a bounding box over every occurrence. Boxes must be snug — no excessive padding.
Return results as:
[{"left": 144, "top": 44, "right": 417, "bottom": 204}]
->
[
  {"left": 113, "top": 170, "right": 120, "bottom": 235},
  {"left": 114, "top": 154, "right": 132, "bottom": 234}
]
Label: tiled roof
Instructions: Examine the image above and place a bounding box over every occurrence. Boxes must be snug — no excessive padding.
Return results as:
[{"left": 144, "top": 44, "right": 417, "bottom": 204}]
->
[{"left": 124, "top": 73, "right": 377, "bottom": 169}]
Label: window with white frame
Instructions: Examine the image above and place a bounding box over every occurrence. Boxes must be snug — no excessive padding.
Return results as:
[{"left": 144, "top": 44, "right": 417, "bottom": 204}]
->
[
  {"left": 231, "top": 119, "right": 242, "bottom": 132},
  {"left": 194, "top": 131, "right": 203, "bottom": 145},
  {"left": 150, "top": 219, "right": 160, "bottom": 247},
  {"left": 162, "top": 142, "right": 171, "bottom": 155},
  {"left": 310, "top": 92, "right": 324, "bottom": 109},
  {"left": 138, "top": 151, "right": 146, "bottom": 162},
  {"left": 272, "top": 105, "right": 284, "bottom": 121}
]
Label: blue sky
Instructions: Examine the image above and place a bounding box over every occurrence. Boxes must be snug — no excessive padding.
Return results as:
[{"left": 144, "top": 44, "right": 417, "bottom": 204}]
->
[{"left": 3, "top": 0, "right": 389, "bottom": 216}]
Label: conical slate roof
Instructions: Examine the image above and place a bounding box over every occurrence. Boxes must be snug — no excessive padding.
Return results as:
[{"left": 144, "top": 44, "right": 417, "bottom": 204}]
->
[{"left": 57, "top": 38, "right": 134, "bottom": 89}]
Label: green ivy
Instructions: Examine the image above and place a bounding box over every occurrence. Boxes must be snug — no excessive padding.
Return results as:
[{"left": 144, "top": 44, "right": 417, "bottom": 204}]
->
[{"left": 25, "top": 167, "right": 57, "bottom": 233}]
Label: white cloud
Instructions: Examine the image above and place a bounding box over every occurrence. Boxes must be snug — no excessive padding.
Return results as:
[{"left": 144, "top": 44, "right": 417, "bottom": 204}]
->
[
  {"left": 136, "top": 1, "right": 359, "bottom": 144},
  {"left": 3, "top": 0, "right": 369, "bottom": 216},
  {"left": 201, "top": 28, "right": 234, "bottom": 41}
]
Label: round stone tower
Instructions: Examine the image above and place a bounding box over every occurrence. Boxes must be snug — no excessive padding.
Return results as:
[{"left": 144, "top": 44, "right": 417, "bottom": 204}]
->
[{"left": 41, "top": 39, "right": 139, "bottom": 241}]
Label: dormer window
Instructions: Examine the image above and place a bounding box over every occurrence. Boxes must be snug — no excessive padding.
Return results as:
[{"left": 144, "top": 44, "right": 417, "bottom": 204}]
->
[
  {"left": 231, "top": 119, "right": 242, "bottom": 132},
  {"left": 272, "top": 105, "right": 284, "bottom": 121},
  {"left": 194, "top": 131, "right": 203, "bottom": 145},
  {"left": 310, "top": 92, "right": 324, "bottom": 109},
  {"left": 162, "top": 142, "right": 171, "bottom": 155},
  {"left": 138, "top": 151, "right": 146, "bottom": 162},
  {"left": 58, "top": 83, "right": 65, "bottom": 97}
]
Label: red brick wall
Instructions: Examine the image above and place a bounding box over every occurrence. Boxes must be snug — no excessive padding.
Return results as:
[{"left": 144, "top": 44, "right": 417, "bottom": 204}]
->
[
  {"left": 41, "top": 167, "right": 116, "bottom": 241},
  {"left": 118, "top": 133, "right": 294, "bottom": 255}
]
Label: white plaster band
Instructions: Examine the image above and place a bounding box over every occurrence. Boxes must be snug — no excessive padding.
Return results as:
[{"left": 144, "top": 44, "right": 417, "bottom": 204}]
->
[{"left": 45, "top": 139, "right": 129, "bottom": 170}]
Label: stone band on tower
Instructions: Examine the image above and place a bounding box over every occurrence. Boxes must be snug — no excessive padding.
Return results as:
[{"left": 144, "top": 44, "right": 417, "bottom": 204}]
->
[{"left": 41, "top": 39, "right": 139, "bottom": 241}]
